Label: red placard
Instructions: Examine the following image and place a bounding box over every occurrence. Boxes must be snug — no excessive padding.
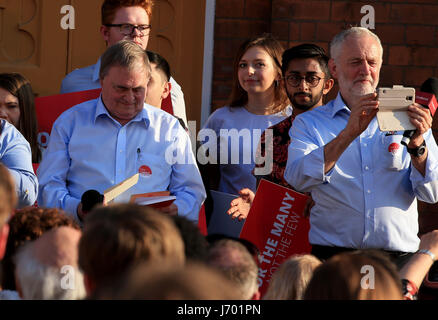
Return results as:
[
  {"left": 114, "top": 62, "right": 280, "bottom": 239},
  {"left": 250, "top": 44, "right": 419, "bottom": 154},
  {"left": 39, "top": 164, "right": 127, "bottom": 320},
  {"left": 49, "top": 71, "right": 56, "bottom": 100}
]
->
[{"left": 239, "top": 179, "right": 311, "bottom": 297}]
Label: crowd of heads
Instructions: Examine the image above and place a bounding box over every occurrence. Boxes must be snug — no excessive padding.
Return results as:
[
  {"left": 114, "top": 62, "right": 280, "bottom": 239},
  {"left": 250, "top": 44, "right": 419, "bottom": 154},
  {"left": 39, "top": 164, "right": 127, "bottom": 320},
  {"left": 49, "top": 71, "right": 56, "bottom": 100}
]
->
[{"left": 0, "top": 0, "right": 436, "bottom": 303}]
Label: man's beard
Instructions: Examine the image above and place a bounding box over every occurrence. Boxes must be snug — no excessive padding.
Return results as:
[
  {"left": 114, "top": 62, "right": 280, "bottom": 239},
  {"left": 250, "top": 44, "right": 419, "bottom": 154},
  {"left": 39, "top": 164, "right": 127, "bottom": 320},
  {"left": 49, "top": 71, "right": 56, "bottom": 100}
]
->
[
  {"left": 339, "top": 73, "right": 376, "bottom": 97},
  {"left": 287, "top": 89, "right": 324, "bottom": 111}
]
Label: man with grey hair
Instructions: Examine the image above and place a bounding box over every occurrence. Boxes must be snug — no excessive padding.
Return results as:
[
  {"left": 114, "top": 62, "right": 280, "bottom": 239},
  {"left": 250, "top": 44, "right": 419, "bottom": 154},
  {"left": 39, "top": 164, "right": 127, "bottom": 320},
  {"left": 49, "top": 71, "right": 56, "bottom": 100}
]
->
[
  {"left": 207, "top": 238, "right": 260, "bottom": 300},
  {"left": 285, "top": 27, "right": 438, "bottom": 268},
  {"left": 38, "top": 40, "right": 206, "bottom": 224},
  {"left": 14, "top": 226, "right": 86, "bottom": 300}
]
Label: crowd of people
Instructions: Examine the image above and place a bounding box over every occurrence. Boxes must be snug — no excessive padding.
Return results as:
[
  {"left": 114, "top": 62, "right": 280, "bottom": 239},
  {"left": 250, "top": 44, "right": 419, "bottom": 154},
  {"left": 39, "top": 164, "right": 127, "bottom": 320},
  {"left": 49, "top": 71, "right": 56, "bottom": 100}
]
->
[{"left": 0, "top": 0, "right": 438, "bottom": 301}]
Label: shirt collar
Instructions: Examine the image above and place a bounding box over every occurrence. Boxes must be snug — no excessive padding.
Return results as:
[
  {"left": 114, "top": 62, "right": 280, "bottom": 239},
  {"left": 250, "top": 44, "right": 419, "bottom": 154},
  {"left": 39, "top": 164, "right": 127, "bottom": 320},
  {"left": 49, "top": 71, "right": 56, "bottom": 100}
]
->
[
  {"left": 94, "top": 95, "right": 150, "bottom": 128},
  {"left": 92, "top": 58, "right": 101, "bottom": 82},
  {"left": 331, "top": 92, "right": 351, "bottom": 118}
]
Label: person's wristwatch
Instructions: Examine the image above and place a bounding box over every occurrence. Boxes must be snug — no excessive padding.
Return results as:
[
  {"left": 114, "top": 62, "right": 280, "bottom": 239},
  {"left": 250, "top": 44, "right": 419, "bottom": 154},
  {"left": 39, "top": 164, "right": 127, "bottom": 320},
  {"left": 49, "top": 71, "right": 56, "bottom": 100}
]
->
[{"left": 407, "top": 140, "right": 426, "bottom": 157}]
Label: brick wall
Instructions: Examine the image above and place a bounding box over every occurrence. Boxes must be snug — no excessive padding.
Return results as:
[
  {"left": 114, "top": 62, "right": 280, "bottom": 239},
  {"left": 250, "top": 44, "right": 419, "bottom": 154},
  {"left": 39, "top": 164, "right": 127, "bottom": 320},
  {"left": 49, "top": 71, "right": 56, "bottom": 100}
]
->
[{"left": 212, "top": 0, "right": 438, "bottom": 233}]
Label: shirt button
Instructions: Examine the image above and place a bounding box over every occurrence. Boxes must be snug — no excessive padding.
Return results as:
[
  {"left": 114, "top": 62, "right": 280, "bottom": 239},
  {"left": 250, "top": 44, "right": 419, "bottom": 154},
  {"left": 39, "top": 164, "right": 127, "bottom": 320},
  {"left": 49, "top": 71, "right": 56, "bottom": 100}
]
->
[
  {"left": 367, "top": 190, "right": 371, "bottom": 194},
  {"left": 120, "top": 150, "right": 123, "bottom": 153},
  {"left": 363, "top": 143, "right": 367, "bottom": 147},
  {"left": 365, "top": 166, "right": 369, "bottom": 170}
]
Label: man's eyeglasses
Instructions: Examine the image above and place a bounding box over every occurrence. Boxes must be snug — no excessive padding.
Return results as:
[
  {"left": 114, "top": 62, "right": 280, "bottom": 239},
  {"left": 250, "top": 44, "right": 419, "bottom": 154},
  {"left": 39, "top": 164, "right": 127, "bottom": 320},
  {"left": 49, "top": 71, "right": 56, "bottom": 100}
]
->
[
  {"left": 285, "top": 74, "right": 324, "bottom": 88},
  {"left": 105, "top": 24, "right": 151, "bottom": 36}
]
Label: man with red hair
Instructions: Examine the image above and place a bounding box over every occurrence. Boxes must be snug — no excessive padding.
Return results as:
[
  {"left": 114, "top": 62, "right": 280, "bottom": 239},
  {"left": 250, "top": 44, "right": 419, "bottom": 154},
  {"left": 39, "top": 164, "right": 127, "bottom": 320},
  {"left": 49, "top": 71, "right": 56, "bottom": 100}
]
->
[{"left": 60, "top": 0, "right": 187, "bottom": 126}]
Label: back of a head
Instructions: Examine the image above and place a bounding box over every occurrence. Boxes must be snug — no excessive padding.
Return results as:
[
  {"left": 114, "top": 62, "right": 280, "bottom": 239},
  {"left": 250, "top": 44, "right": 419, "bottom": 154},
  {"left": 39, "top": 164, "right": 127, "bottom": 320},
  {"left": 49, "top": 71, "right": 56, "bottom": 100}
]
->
[
  {"left": 170, "top": 215, "right": 208, "bottom": 263},
  {"left": 78, "top": 204, "right": 185, "bottom": 290},
  {"left": 263, "top": 254, "right": 321, "bottom": 300},
  {"left": 14, "top": 226, "right": 86, "bottom": 300},
  {"left": 146, "top": 50, "right": 171, "bottom": 81},
  {"left": 207, "top": 238, "right": 259, "bottom": 300},
  {"left": 281, "top": 43, "right": 330, "bottom": 78},
  {"left": 2, "top": 207, "right": 79, "bottom": 290},
  {"left": 304, "top": 251, "right": 403, "bottom": 300},
  {"left": 0, "top": 164, "right": 16, "bottom": 227},
  {"left": 94, "top": 262, "right": 241, "bottom": 300}
]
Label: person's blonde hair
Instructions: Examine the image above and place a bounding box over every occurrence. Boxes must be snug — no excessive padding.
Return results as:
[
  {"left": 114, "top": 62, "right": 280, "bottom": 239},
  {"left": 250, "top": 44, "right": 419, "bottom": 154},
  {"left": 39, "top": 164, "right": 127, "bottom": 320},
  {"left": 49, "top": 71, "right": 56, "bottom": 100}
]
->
[{"left": 263, "top": 254, "right": 321, "bottom": 300}]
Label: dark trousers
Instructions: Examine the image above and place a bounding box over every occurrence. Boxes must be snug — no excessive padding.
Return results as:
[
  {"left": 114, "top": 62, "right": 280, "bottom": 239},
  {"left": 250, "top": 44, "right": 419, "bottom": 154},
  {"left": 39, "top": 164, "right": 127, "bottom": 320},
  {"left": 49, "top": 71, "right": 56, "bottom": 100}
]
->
[{"left": 311, "top": 245, "right": 414, "bottom": 270}]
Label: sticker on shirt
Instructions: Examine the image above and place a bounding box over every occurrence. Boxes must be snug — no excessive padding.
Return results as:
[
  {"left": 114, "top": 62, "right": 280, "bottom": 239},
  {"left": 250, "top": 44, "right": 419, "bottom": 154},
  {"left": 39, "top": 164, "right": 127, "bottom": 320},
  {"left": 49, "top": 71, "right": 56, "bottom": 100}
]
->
[
  {"left": 388, "top": 142, "right": 400, "bottom": 155},
  {"left": 139, "top": 165, "right": 152, "bottom": 177}
]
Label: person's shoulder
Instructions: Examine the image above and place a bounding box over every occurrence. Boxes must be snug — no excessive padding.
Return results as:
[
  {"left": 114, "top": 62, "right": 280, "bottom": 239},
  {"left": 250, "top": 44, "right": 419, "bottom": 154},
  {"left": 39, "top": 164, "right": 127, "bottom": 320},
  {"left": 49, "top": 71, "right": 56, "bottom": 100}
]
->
[
  {"left": 61, "top": 63, "right": 99, "bottom": 93},
  {"left": 144, "top": 104, "right": 180, "bottom": 126},
  {"left": 55, "top": 98, "right": 99, "bottom": 125},
  {"left": 296, "top": 100, "right": 334, "bottom": 122}
]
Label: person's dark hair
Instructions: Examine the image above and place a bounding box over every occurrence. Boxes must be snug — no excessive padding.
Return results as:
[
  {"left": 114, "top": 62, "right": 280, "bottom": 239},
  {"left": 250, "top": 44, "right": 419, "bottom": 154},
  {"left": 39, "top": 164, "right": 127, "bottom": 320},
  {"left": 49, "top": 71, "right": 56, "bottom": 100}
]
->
[
  {"left": 228, "top": 34, "right": 289, "bottom": 113},
  {"left": 303, "top": 250, "right": 403, "bottom": 300},
  {"left": 78, "top": 204, "right": 185, "bottom": 291},
  {"left": 281, "top": 43, "right": 330, "bottom": 78},
  {"left": 101, "top": 0, "right": 153, "bottom": 25},
  {"left": 0, "top": 73, "right": 41, "bottom": 163},
  {"left": 170, "top": 215, "right": 208, "bottom": 263},
  {"left": 146, "top": 51, "right": 171, "bottom": 81},
  {"left": 1, "top": 207, "right": 80, "bottom": 290}
]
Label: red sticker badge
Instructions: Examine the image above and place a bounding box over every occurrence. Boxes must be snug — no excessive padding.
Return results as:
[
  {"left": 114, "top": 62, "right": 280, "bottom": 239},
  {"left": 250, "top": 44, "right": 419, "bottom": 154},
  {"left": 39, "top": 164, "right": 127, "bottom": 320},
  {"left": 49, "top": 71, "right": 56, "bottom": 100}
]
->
[
  {"left": 139, "top": 165, "right": 152, "bottom": 177},
  {"left": 388, "top": 142, "right": 400, "bottom": 155}
]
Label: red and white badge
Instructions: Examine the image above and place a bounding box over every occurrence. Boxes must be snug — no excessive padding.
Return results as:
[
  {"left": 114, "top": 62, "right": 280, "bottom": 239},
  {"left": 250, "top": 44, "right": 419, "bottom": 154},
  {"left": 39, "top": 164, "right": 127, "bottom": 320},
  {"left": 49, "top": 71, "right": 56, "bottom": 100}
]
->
[
  {"left": 139, "top": 165, "right": 152, "bottom": 177},
  {"left": 388, "top": 142, "right": 400, "bottom": 155}
]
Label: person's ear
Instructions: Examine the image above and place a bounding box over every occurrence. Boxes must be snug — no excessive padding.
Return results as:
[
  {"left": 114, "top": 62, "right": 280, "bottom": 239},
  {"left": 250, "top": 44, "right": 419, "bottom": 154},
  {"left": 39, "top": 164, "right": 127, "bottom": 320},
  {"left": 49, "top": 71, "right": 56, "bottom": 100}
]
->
[
  {"left": 328, "top": 58, "right": 337, "bottom": 79},
  {"left": 323, "top": 78, "right": 335, "bottom": 95},
  {"left": 100, "top": 25, "right": 110, "bottom": 45},
  {"left": 0, "top": 223, "right": 10, "bottom": 260},
  {"left": 161, "top": 81, "right": 171, "bottom": 100}
]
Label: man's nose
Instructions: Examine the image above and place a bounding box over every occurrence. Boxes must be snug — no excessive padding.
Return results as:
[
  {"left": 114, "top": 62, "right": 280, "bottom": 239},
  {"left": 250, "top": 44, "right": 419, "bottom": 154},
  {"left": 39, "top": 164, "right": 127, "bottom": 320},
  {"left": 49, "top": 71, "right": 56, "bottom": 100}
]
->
[
  {"left": 298, "top": 77, "right": 310, "bottom": 91},
  {"left": 130, "top": 26, "right": 143, "bottom": 38},
  {"left": 359, "top": 61, "right": 371, "bottom": 75}
]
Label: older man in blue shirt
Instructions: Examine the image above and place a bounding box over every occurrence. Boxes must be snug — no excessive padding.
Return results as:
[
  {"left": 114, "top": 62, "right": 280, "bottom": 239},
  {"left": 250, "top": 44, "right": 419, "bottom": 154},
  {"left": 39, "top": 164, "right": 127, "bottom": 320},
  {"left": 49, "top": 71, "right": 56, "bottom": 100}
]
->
[
  {"left": 285, "top": 27, "right": 438, "bottom": 267},
  {"left": 38, "top": 40, "right": 205, "bottom": 224}
]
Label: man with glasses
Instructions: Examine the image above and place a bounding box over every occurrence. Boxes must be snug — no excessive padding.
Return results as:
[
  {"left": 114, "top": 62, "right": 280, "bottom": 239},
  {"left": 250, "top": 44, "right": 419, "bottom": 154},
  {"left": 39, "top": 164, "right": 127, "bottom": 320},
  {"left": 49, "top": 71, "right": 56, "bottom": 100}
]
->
[
  {"left": 227, "top": 44, "right": 334, "bottom": 221},
  {"left": 285, "top": 27, "right": 438, "bottom": 268},
  {"left": 60, "top": 0, "right": 187, "bottom": 126}
]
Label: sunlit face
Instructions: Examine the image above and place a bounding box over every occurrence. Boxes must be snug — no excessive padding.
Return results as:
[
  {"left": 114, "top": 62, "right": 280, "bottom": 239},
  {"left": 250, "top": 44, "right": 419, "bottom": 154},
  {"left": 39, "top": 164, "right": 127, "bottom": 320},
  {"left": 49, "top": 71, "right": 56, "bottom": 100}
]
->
[
  {"left": 101, "top": 6, "right": 150, "bottom": 50},
  {"left": 100, "top": 64, "right": 148, "bottom": 125},
  {"left": 237, "top": 46, "right": 280, "bottom": 95},
  {"left": 284, "top": 58, "right": 328, "bottom": 111},
  {"left": 145, "top": 63, "right": 170, "bottom": 108},
  {"left": 0, "top": 87, "right": 20, "bottom": 127},
  {"left": 330, "top": 35, "right": 382, "bottom": 100}
]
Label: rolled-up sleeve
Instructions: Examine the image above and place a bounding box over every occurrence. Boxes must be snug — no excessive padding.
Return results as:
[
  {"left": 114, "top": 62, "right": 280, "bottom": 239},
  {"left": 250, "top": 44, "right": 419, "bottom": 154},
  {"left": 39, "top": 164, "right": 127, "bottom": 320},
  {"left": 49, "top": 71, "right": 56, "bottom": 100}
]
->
[
  {"left": 284, "top": 116, "right": 328, "bottom": 193},
  {"left": 410, "top": 130, "right": 438, "bottom": 204},
  {"left": 37, "top": 115, "right": 80, "bottom": 222},
  {"left": 0, "top": 120, "right": 38, "bottom": 208},
  {"left": 167, "top": 125, "right": 206, "bottom": 222}
]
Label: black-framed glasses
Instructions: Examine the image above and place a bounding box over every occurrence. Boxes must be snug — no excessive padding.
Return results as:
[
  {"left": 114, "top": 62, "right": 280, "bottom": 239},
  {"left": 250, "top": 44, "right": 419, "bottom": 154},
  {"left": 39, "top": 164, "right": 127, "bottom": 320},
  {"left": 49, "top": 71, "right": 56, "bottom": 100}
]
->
[
  {"left": 105, "top": 24, "right": 151, "bottom": 36},
  {"left": 285, "top": 74, "right": 324, "bottom": 88}
]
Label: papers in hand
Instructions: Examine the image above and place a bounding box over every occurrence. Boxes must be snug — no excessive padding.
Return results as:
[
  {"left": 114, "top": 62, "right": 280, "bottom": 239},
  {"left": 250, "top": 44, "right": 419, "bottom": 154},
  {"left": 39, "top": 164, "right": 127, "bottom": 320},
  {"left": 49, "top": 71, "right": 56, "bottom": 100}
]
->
[{"left": 130, "top": 191, "right": 176, "bottom": 209}]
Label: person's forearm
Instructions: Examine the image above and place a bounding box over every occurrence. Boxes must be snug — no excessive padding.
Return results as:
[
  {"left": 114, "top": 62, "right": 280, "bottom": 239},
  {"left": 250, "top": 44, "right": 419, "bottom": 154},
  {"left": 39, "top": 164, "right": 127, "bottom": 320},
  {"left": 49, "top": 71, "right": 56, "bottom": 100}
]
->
[
  {"left": 410, "top": 148, "right": 428, "bottom": 177},
  {"left": 323, "top": 129, "right": 355, "bottom": 174},
  {"left": 399, "top": 253, "right": 434, "bottom": 289}
]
